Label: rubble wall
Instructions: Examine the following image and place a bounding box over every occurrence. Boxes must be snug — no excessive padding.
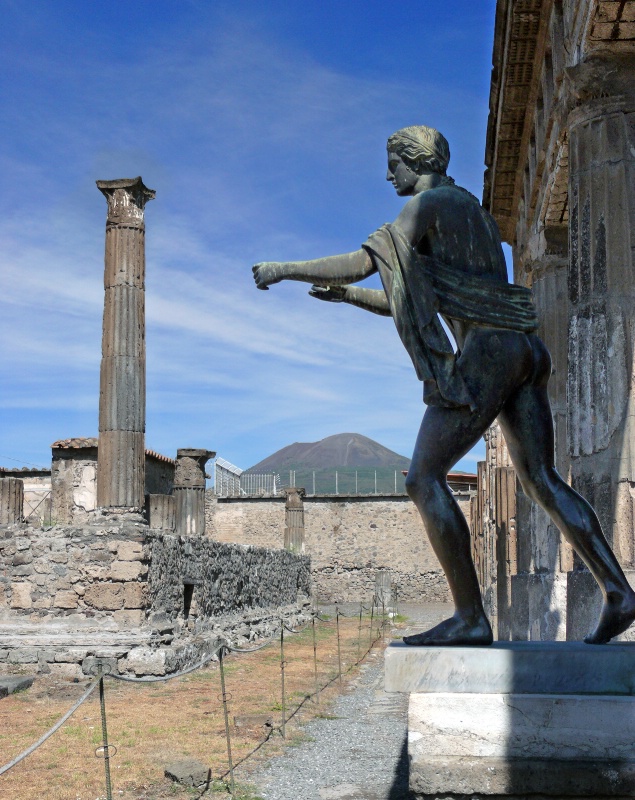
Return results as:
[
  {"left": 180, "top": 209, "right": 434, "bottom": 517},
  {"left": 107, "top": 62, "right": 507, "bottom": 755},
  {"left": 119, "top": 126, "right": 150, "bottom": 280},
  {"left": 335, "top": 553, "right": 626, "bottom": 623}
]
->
[{"left": 206, "top": 493, "right": 472, "bottom": 603}]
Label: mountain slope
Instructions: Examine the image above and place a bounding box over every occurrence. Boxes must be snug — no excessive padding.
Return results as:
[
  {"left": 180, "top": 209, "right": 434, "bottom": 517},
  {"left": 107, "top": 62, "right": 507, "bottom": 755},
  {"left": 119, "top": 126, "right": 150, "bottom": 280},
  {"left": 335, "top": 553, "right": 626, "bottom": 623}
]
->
[{"left": 247, "top": 433, "right": 410, "bottom": 472}]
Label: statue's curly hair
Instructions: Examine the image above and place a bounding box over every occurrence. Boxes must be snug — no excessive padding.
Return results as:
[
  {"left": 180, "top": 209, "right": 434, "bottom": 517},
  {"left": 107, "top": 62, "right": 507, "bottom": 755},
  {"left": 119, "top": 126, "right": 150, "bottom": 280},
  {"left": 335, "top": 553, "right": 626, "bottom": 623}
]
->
[{"left": 387, "top": 125, "right": 450, "bottom": 176}]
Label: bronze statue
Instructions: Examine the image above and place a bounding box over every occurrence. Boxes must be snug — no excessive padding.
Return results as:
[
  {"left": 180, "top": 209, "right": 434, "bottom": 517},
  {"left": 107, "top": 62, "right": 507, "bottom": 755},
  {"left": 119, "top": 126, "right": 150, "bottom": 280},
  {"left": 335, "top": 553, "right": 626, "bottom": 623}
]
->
[{"left": 253, "top": 125, "right": 635, "bottom": 645}]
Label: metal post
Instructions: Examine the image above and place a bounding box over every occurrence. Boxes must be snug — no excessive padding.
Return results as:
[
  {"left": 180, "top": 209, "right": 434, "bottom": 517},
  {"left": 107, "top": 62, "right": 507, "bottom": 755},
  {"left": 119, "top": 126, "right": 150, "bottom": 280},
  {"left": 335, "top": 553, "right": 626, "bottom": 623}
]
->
[
  {"left": 312, "top": 471, "right": 315, "bottom": 494},
  {"left": 312, "top": 615, "right": 320, "bottom": 703},
  {"left": 394, "top": 470, "right": 397, "bottom": 493},
  {"left": 355, "top": 471, "right": 358, "bottom": 494},
  {"left": 374, "top": 470, "right": 377, "bottom": 494},
  {"left": 357, "top": 602, "right": 363, "bottom": 663},
  {"left": 336, "top": 605, "right": 342, "bottom": 684},
  {"left": 219, "top": 648, "right": 235, "bottom": 793},
  {"left": 98, "top": 674, "right": 113, "bottom": 800},
  {"left": 280, "top": 624, "right": 286, "bottom": 738},
  {"left": 369, "top": 600, "right": 375, "bottom": 651},
  {"left": 335, "top": 470, "right": 338, "bottom": 494}
]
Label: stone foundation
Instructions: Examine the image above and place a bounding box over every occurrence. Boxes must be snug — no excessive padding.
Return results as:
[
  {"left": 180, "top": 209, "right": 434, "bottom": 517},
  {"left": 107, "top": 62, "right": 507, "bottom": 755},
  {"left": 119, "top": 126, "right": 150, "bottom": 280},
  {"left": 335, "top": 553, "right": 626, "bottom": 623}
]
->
[{"left": 0, "top": 521, "right": 310, "bottom": 676}]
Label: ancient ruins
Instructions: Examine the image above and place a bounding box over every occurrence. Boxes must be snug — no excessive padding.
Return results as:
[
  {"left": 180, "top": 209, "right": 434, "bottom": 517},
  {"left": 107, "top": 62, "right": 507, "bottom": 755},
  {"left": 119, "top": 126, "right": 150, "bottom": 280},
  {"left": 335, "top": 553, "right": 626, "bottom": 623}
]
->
[
  {"left": 472, "top": 0, "right": 635, "bottom": 642},
  {"left": 0, "top": 178, "right": 310, "bottom": 678}
]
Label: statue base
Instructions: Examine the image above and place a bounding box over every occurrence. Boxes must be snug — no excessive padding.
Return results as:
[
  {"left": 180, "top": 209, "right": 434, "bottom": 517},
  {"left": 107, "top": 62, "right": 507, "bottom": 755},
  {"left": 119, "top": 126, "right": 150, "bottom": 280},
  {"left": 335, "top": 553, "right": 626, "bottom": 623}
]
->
[{"left": 385, "top": 641, "right": 635, "bottom": 799}]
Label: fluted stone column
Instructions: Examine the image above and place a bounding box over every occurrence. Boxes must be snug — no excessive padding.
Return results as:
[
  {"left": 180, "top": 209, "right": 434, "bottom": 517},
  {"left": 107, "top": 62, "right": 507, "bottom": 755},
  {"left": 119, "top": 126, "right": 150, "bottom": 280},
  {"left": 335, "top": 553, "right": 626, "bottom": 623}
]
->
[
  {"left": 146, "top": 494, "right": 176, "bottom": 531},
  {"left": 95, "top": 177, "right": 155, "bottom": 510},
  {"left": 284, "top": 487, "right": 305, "bottom": 554},
  {"left": 174, "top": 449, "right": 215, "bottom": 536},
  {"left": 565, "top": 56, "right": 635, "bottom": 636},
  {"left": 0, "top": 478, "right": 24, "bottom": 524}
]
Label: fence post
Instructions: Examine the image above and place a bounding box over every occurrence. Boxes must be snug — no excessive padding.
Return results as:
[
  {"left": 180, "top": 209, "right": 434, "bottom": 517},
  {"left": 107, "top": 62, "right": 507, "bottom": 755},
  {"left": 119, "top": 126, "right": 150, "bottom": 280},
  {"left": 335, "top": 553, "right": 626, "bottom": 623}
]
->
[
  {"left": 219, "top": 647, "right": 235, "bottom": 794},
  {"left": 312, "top": 615, "right": 320, "bottom": 703},
  {"left": 336, "top": 605, "right": 342, "bottom": 684},
  {"left": 369, "top": 599, "right": 375, "bottom": 651},
  {"left": 357, "top": 602, "right": 363, "bottom": 663},
  {"left": 97, "top": 671, "right": 113, "bottom": 800},
  {"left": 280, "top": 624, "right": 286, "bottom": 738}
]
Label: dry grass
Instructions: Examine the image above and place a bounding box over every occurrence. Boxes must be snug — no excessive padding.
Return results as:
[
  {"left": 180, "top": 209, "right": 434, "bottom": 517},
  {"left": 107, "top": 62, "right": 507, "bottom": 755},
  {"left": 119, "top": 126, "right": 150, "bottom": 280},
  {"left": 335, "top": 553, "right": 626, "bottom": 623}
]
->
[{"left": 0, "top": 611, "right": 389, "bottom": 800}]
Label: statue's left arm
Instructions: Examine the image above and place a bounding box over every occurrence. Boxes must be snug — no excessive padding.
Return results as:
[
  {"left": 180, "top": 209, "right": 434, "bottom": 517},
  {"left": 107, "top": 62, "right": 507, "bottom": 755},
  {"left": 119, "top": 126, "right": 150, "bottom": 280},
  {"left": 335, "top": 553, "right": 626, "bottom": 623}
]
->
[
  {"left": 308, "top": 285, "right": 391, "bottom": 317},
  {"left": 253, "top": 249, "right": 375, "bottom": 290}
]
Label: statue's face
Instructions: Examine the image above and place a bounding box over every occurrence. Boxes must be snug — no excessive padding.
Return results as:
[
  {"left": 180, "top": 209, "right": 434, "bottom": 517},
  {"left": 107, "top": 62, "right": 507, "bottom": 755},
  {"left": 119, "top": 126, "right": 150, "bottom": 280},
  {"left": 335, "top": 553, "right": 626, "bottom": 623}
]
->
[{"left": 386, "top": 151, "right": 420, "bottom": 196}]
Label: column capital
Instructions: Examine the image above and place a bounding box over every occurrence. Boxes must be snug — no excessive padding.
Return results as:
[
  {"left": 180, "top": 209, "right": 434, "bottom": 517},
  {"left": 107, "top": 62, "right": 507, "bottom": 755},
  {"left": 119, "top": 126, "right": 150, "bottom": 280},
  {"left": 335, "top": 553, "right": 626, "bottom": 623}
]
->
[
  {"left": 565, "top": 53, "right": 635, "bottom": 118},
  {"left": 96, "top": 176, "right": 156, "bottom": 227},
  {"left": 174, "top": 449, "right": 216, "bottom": 489}
]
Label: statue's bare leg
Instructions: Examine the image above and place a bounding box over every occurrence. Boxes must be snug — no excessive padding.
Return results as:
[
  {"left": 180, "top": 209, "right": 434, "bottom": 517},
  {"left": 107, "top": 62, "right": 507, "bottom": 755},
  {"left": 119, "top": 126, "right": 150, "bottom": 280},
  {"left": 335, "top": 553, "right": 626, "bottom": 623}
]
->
[
  {"left": 498, "top": 341, "right": 635, "bottom": 644},
  {"left": 403, "top": 329, "right": 534, "bottom": 646}
]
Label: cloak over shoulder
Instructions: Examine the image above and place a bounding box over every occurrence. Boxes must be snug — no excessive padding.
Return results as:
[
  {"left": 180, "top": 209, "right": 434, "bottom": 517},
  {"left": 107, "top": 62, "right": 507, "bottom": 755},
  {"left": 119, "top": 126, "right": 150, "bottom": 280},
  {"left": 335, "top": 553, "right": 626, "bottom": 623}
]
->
[{"left": 362, "top": 224, "right": 538, "bottom": 410}]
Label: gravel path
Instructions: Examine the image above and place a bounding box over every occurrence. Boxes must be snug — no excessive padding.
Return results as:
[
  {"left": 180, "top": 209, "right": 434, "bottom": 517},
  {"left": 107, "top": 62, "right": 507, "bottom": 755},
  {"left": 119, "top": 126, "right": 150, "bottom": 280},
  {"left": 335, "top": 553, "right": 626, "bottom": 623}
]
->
[{"left": 247, "top": 603, "right": 451, "bottom": 800}]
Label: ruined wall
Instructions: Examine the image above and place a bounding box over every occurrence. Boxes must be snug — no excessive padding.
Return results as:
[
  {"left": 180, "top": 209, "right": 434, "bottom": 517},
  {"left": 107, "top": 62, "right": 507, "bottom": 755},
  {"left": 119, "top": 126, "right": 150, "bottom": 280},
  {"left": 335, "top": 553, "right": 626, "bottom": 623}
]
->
[
  {"left": 206, "top": 492, "right": 474, "bottom": 603},
  {"left": 148, "top": 534, "right": 310, "bottom": 621}
]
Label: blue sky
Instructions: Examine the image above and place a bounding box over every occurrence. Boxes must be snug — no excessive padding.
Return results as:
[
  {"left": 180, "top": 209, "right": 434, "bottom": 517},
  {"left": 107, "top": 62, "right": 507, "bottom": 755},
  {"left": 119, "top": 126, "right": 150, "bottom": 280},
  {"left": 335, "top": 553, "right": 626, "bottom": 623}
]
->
[{"left": 1, "top": 0, "right": 500, "bottom": 474}]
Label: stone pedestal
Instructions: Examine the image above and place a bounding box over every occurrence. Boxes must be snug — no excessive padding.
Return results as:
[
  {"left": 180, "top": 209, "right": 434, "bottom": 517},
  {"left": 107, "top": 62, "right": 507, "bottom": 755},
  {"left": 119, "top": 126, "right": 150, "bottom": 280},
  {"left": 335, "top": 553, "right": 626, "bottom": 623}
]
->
[
  {"left": 0, "top": 478, "right": 24, "bottom": 524},
  {"left": 174, "top": 449, "right": 215, "bottom": 536},
  {"left": 386, "top": 641, "right": 635, "bottom": 799}
]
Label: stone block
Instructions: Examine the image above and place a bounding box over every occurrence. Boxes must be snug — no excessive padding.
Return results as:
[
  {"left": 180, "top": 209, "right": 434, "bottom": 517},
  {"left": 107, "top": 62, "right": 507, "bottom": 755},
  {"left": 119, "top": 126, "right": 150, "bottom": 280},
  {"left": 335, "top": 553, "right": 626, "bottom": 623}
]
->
[
  {"left": 408, "top": 692, "right": 635, "bottom": 797},
  {"left": 54, "top": 649, "right": 90, "bottom": 663},
  {"left": 10, "top": 582, "right": 33, "bottom": 609},
  {"left": 113, "top": 609, "right": 144, "bottom": 626},
  {"left": 33, "top": 596, "right": 52, "bottom": 609},
  {"left": 84, "top": 582, "right": 124, "bottom": 610},
  {"left": 109, "top": 560, "right": 143, "bottom": 581},
  {"left": 117, "top": 540, "right": 144, "bottom": 560},
  {"left": 164, "top": 759, "right": 211, "bottom": 788},
  {"left": 123, "top": 582, "right": 146, "bottom": 608},
  {"left": 8, "top": 649, "right": 39, "bottom": 663},
  {"left": 47, "top": 663, "right": 83, "bottom": 680},
  {"left": 0, "top": 676, "right": 35, "bottom": 698},
  {"left": 120, "top": 647, "right": 168, "bottom": 676},
  {"left": 53, "top": 590, "right": 79, "bottom": 609},
  {"left": 12, "top": 551, "right": 33, "bottom": 566},
  {"left": 384, "top": 641, "right": 635, "bottom": 695},
  {"left": 12, "top": 565, "right": 34, "bottom": 577}
]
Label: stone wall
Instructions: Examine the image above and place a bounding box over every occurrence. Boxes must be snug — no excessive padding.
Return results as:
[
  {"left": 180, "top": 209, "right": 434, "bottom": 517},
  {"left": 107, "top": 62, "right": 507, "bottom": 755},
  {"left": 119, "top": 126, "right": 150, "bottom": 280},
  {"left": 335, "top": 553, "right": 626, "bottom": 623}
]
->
[
  {"left": 0, "top": 521, "right": 310, "bottom": 676},
  {"left": 206, "top": 492, "right": 474, "bottom": 603}
]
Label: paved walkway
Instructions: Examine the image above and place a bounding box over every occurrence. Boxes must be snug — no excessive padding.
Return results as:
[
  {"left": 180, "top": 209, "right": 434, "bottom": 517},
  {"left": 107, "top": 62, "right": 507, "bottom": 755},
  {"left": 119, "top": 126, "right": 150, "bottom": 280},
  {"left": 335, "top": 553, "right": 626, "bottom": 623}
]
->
[{"left": 247, "top": 603, "right": 452, "bottom": 800}]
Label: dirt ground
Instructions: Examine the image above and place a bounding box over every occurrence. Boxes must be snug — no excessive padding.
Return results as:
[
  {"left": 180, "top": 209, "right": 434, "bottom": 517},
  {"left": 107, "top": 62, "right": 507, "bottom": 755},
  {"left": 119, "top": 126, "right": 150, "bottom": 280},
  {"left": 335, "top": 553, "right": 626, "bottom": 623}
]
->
[{"left": 0, "top": 610, "right": 394, "bottom": 800}]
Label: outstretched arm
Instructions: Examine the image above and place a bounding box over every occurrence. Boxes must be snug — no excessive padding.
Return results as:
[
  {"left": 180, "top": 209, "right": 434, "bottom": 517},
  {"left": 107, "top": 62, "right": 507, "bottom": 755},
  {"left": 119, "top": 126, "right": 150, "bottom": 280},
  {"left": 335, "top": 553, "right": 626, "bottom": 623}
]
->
[
  {"left": 253, "top": 249, "right": 375, "bottom": 290},
  {"left": 309, "top": 285, "right": 391, "bottom": 317}
]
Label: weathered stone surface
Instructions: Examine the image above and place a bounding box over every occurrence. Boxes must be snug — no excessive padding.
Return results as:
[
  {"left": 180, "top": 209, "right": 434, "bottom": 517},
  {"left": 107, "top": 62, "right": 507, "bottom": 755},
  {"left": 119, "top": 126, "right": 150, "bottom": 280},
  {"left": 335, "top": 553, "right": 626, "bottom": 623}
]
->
[
  {"left": 164, "top": 759, "right": 211, "bottom": 788},
  {"left": 0, "top": 675, "right": 35, "bottom": 698},
  {"left": 10, "top": 582, "right": 33, "bottom": 609},
  {"left": 109, "top": 560, "right": 143, "bottom": 581},
  {"left": 117, "top": 540, "right": 143, "bottom": 560},
  {"left": 146, "top": 494, "right": 175, "bottom": 531},
  {"left": 206, "top": 492, "right": 465, "bottom": 602},
  {"left": 0, "top": 478, "right": 24, "bottom": 525},
  {"left": 53, "top": 590, "right": 79, "bottom": 609},
  {"left": 385, "top": 641, "right": 635, "bottom": 695},
  {"left": 409, "top": 693, "right": 635, "bottom": 797},
  {"left": 122, "top": 583, "right": 146, "bottom": 608},
  {"left": 84, "top": 583, "right": 124, "bottom": 610},
  {"left": 96, "top": 176, "right": 154, "bottom": 510}
]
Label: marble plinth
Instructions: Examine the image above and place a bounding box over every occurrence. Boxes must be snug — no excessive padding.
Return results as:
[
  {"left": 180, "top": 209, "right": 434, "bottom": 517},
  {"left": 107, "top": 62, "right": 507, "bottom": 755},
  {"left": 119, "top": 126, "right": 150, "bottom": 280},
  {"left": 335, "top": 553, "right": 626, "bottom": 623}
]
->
[{"left": 385, "top": 642, "right": 635, "bottom": 799}]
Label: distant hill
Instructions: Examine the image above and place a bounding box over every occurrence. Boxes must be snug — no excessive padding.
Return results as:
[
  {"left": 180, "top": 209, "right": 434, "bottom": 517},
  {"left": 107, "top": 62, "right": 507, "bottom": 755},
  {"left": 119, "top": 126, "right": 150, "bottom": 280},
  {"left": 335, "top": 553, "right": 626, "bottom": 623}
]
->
[
  {"left": 246, "top": 433, "right": 410, "bottom": 494},
  {"left": 247, "top": 433, "right": 410, "bottom": 472}
]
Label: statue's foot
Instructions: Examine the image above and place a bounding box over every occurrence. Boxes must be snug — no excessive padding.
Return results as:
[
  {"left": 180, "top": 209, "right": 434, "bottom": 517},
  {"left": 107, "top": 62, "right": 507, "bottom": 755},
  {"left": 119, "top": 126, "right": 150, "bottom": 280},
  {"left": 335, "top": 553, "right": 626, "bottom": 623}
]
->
[
  {"left": 584, "top": 590, "right": 635, "bottom": 644},
  {"left": 403, "top": 614, "right": 493, "bottom": 647}
]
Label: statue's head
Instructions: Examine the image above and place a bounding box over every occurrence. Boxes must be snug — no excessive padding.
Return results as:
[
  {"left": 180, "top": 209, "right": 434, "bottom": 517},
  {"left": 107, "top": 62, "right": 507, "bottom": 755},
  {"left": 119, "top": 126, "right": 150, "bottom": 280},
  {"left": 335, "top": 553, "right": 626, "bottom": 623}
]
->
[{"left": 386, "top": 125, "right": 450, "bottom": 176}]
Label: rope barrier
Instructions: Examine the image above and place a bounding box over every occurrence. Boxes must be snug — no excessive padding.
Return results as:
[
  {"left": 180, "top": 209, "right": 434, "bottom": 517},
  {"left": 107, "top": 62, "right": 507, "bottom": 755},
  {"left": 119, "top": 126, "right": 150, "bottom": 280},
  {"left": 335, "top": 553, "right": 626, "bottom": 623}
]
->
[
  {"left": 0, "top": 602, "right": 389, "bottom": 791},
  {"left": 0, "top": 677, "right": 100, "bottom": 776}
]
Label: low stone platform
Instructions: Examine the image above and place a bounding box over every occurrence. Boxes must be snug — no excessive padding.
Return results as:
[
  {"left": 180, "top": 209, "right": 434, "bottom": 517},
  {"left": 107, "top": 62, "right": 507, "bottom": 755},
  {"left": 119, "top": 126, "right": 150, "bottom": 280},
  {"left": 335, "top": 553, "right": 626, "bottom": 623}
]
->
[{"left": 385, "top": 641, "right": 635, "bottom": 800}]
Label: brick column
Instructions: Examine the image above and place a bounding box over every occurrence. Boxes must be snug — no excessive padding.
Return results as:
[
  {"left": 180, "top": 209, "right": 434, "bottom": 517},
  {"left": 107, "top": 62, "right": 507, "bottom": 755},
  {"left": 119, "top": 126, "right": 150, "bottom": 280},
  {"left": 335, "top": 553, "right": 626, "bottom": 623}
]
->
[
  {"left": 174, "top": 449, "right": 215, "bottom": 536},
  {"left": 95, "top": 177, "right": 155, "bottom": 510},
  {"left": 0, "top": 478, "right": 24, "bottom": 524},
  {"left": 284, "top": 487, "right": 305, "bottom": 554},
  {"left": 565, "top": 56, "right": 635, "bottom": 635}
]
